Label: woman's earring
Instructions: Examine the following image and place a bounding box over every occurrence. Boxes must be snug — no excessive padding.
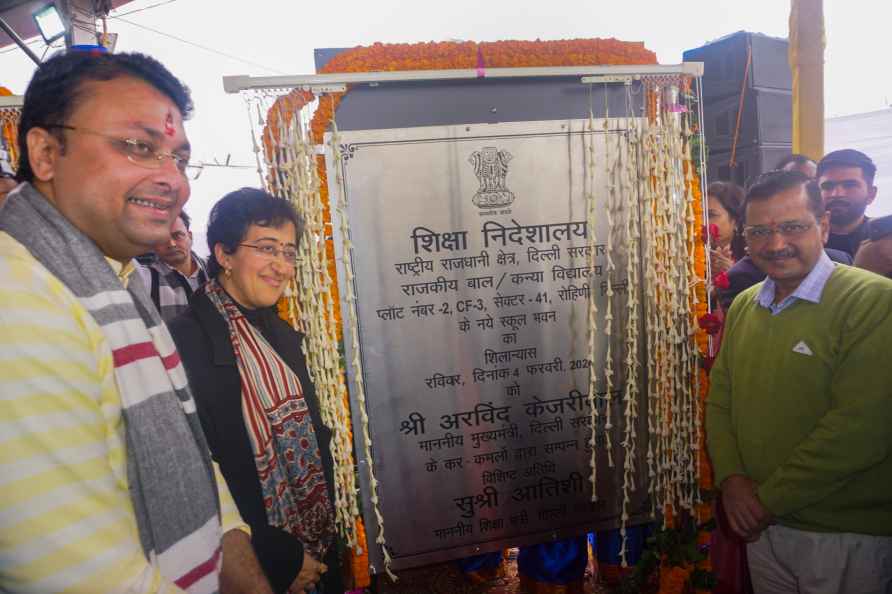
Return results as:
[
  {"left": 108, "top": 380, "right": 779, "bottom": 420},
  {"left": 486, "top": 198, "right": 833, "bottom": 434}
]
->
[{"left": 225, "top": 268, "right": 232, "bottom": 278}]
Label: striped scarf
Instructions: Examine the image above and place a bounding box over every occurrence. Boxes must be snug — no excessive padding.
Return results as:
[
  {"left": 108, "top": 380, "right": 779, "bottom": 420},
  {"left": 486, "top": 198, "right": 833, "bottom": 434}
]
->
[
  {"left": 1, "top": 183, "right": 223, "bottom": 593},
  {"left": 205, "top": 279, "right": 334, "bottom": 557}
]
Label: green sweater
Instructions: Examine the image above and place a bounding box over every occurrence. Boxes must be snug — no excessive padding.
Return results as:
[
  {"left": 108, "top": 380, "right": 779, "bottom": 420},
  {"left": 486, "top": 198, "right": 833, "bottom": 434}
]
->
[{"left": 707, "top": 264, "right": 892, "bottom": 535}]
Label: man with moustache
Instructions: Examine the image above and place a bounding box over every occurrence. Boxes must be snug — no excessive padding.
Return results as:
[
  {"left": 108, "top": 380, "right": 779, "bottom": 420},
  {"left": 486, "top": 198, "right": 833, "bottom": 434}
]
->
[
  {"left": 818, "top": 149, "right": 877, "bottom": 259},
  {"left": 0, "top": 51, "right": 276, "bottom": 593},
  {"left": 707, "top": 170, "right": 892, "bottom": 593},
  {"left": 137, "top": 209, "right": 209, "bottom": 322}
]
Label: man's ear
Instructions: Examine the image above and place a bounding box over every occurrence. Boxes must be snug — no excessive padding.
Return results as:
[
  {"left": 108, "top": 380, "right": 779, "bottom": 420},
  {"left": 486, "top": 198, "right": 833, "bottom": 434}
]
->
[
  {"left": 819, "top": 212, "right": 830, "bottom": 244},
  {"left": 26, "top": 127, "right": 62, "bottom": 182},
  {"left": 868, "top": 185, "right": 878, "bottom": 206}
]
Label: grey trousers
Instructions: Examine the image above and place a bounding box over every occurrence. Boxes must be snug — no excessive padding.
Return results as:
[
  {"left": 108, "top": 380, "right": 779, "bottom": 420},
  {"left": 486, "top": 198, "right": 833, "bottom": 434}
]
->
[{"left": 747, "top": 525, "right": 892, "bottom": 594}]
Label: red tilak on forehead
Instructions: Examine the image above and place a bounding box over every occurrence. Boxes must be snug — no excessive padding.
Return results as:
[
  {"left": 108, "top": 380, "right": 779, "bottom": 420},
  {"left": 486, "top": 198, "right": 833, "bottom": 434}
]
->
[{"left": 164, "top": 113, "right": 175, "bottom": 137}]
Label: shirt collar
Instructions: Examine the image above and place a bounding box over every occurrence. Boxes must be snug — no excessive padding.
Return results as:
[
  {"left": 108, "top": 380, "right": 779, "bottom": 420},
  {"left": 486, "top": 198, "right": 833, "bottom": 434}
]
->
[
  {"left": 153, "top": 252, "right": 204, "bottom": 279},
  {"left": 755, "top": 250, "right": 835, "bottom": 311},
  {"left": 105, "top": 257, "right": 137, "bottom": 288}
]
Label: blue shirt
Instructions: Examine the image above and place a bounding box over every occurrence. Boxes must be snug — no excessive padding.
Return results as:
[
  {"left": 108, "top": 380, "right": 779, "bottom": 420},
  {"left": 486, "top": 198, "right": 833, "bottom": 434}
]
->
[{"left": 754, "top": 251, "right": 835, "bottom": 315}]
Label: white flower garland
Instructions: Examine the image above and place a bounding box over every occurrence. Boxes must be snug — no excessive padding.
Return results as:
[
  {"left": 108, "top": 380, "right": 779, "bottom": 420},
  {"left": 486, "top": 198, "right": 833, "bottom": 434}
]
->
[
  {"left": 618, "top": 103, "right": 642, "bottom": 566},
  {"left": 602, "top": 110, "right": 617, "bottom": 471},
  {"left": 639, "top": 115, "right": 662, "bottom": 520},
  {"left": 646, "top": 81, "right": 701, "bottom": 519},
  {"left": 585, "top": 77, "right": 703, "bottom": 539},
  {"left": 585, "top": 109, "right": 601, "bottom": 502},
  {"left": 328, "top": 119, "right": 397, "bottom": 581}
]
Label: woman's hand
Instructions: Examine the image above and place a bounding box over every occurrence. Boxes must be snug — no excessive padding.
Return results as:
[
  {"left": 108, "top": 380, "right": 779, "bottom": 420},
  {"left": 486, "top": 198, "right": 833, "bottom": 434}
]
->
[
  {"left": 288, "top": 552, "right": 327, "bottom": 594},
  {"left": 710, "top": 245, "right": 734, "bottom": 275}
]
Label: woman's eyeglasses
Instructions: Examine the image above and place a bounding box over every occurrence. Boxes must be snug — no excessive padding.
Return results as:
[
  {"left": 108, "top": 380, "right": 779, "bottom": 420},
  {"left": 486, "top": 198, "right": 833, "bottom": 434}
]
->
[{"left": 238, "top": 242, "right": 300, "bottom": 265}]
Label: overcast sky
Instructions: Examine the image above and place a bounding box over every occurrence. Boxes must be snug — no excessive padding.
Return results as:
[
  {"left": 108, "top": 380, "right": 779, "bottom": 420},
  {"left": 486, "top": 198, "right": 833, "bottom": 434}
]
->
[{"left": 1, "top": 0, "right": 889, "bottom": 249}]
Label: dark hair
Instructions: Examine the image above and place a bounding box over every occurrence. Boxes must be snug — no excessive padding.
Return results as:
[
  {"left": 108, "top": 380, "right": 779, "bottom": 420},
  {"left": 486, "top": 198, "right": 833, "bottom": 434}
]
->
[
  {"left": 16, "top": 51, "right": 192, "bottom": 183},
  {"left": 178, "top": 209, "right": 191, "bottom": 230},
  {"left": 707, "top": 181, "right": 746, "bottom": 260},
  {"left": 774, "top": 153, "right": 815, "bottom": 170},
  {"left": 743, "top": 170, "right": 825, "bottom": 222},
  {"left": 816, "top": 149, "right": 876, "bottom": 186},
  {"left": 206, "top": 187, "right": 305, "bottom": 278}
]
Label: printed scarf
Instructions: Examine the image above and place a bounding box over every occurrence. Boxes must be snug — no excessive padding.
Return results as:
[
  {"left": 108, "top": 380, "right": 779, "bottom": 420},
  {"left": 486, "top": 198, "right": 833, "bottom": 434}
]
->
[
  {"left": 0, "top": 183, "right": 222, "bottom": 593},
  {"left": 205, "top": 279, "right": 334, "bottom": 557}
]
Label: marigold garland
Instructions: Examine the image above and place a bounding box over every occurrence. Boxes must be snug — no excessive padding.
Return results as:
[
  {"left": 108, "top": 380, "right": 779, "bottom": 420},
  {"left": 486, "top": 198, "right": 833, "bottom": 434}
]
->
[{"left": 0, "top": 87, "right": 21, "bottom": 174}]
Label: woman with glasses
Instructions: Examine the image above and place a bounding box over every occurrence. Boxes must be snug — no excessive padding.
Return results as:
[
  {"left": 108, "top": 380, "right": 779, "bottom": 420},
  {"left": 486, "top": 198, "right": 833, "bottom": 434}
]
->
[
  {"left": 707, "top": 181, "right": 746, "bottom": 277},
  {"left": 169, "top": 188, "right": 342, "bottom": 594}
]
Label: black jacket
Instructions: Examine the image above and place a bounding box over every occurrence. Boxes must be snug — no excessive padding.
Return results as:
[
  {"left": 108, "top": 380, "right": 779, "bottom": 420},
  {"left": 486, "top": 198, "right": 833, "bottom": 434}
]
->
[{"left": 169, "top": 290, "right": 342, "bottom": 594}]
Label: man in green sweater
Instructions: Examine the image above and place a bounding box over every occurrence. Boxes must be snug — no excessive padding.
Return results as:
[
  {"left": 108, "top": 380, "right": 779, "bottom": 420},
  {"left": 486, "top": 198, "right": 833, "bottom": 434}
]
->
[{"left": 707, "top": 169, "right": 892, "bottom": 593}]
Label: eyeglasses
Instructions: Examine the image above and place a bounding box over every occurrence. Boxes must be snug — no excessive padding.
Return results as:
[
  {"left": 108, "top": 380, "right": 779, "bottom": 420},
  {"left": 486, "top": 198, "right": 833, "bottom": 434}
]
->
[
  {"left": 38, "top": 124, "right": 201, "bottom": 179},
  {"left": 743, "top": 221, "right": 814, "bottom": 242},
  {"left": 239, "top": 242, "right": 299, "bottom": 265}
]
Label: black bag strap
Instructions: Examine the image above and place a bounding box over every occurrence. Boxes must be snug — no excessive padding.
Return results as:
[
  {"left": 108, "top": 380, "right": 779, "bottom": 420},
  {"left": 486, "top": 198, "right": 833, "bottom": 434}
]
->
[{"left": 149, "top": 266, "right": 161, "bottom": 311}]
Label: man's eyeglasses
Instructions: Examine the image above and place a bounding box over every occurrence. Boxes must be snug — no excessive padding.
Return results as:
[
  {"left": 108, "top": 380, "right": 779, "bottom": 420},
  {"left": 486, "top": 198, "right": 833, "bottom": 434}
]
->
[
  {"left": 37, "top": 124, "right": 201, "bottom": 179},
  {"left": 239, "top": 242, "right": 300, "bottom": 265},
  {"left": 743, "top": 221, "right": 814, "bottom": 242}
]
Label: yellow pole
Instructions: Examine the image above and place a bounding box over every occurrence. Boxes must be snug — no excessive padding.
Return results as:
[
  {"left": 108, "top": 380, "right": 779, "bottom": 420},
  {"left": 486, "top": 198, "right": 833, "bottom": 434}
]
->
[{"left": 789, "top": 0, "right": 825, "bottom": 160}]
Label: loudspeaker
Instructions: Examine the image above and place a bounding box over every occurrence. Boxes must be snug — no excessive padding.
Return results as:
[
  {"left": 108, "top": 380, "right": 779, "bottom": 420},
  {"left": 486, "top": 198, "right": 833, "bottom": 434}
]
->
[
  {"left": 683, "top": 31, "right": 792, "bottom": 102},
  {"left": 702, "top": 87, "right": 792, "bottom": 153},
  {"left": 707, "top": 144, "right": 792, "bottom": 187},
  {"left": 686, "top": 31, "right": 793, "bottom": 183}
]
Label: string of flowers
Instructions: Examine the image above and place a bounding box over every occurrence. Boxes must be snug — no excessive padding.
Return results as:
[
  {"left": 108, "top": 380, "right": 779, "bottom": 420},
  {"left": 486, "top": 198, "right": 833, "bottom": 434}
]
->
[
  {"left": 609, "top": 76, "right": 713, "bottom": 594},
  {"left": 602, "top": 104, "right": 617, "bottom": 472},
  {"left": 639, "top": 107, "right": 662, "bottom": 522},
  {"left": 618, "top": 93, "right": 642, "bottom": 566},
  {"left": 683, "top": 79, "right": 715, "bottom": 526},
  {"left": 675, "top": 88, "right": 698, "bottom": 516},
  {"left": 585, "top": 109, "right": 601, "bottom": 502},
  {"left": 662, "top": 94, "right": 695, "bottom": 515},
  {"left": 641, "top": 97, "right": 677, "bottom": 524},
  {"left": 681, "top": 117, "right": 701, "bottom": 511},
  {"left": 328, "top": 119, "right": 397, "bottom": 581}
]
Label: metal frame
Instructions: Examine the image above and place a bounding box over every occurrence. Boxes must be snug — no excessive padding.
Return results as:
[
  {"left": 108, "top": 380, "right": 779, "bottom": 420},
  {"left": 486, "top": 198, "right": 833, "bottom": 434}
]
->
[
  {"left": 222, "top": 63, "right": 704, "bottom": 94},
  {"left": 0, "top": 95, "right": 24, "bottom": 108},
  {"left": 0, "top": 13, "right": 40, "bottom": 63}
]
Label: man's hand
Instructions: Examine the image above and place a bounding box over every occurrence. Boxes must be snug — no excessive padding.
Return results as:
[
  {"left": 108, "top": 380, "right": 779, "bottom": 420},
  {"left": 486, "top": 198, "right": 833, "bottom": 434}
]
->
[
  {"left": 720, "top": 474, "right": 772, "bottom": 541},
  {"left": 854, "top": 237, "right": 892, "bottom": 276},
  {"left": 288, "top": 552, "right": 328, "bottom": 594},
  {"left": 220, "top": 529, "right": 274, "bottom": 594},
  {"left": 0, "top": 176, "right": 16, "bottom": 205}
]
